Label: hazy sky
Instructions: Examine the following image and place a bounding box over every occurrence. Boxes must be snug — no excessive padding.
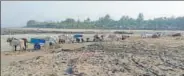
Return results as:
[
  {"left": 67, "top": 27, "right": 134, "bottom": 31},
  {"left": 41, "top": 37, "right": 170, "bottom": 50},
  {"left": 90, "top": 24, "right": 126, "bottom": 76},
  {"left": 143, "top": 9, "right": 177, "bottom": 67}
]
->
[{"left": 1, "top": 1, "right": 184, "bottom": 27}]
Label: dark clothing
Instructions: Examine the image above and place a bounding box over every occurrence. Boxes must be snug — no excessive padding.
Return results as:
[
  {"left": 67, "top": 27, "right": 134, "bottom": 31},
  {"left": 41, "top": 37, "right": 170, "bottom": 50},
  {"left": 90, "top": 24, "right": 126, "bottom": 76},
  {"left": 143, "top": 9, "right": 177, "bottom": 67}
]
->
[
  {"left": 81, "top": 38, "right": 84, "bottom": 42},
  {"left": 49, "top": 42, "right": 53, "bottom": 46},
  {"left": 86, "top": 38, "right": 89, "bottom": 42},
  {"left": 59, "top": 39, "right": 65, "bottom": 44},
  {"left": 100, "top": 35, "right": 104, "bottom": 41},
  {"left": 76, "top": 38, "right": 80, "bottom": 43},
  {"left": 14, "top": 45, "right": 17, "bottom": 51},
  {"left": 59, "top": 39, "right": 62, "bottom": 44}
]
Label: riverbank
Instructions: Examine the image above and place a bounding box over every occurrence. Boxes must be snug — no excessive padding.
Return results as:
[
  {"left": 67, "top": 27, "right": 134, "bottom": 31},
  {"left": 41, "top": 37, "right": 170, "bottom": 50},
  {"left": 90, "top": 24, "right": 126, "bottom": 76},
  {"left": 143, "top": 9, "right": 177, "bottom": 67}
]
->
[{"left": 1, "top": 36, "right": 184, "bottom": 76}]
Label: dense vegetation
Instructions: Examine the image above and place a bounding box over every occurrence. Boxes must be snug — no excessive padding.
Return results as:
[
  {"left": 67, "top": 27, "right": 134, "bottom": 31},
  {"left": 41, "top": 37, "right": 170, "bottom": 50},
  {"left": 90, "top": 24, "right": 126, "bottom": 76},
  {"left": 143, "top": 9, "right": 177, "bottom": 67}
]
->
[{"left": 26, "top": 13, "right": 184, "bottom": 30}]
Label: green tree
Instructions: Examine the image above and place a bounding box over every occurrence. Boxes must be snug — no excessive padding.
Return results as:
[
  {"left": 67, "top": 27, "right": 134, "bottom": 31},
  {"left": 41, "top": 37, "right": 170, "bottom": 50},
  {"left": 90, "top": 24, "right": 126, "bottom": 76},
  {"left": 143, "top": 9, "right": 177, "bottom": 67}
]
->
[
  {"left": 84, "top": 17, "right": 91, "bottom": 23},
  {"left": 27, "top": 20, "right": 37, "bottom": 27},
  {"left": 26, "top": 14, "right": 184, "bottom": 30}
]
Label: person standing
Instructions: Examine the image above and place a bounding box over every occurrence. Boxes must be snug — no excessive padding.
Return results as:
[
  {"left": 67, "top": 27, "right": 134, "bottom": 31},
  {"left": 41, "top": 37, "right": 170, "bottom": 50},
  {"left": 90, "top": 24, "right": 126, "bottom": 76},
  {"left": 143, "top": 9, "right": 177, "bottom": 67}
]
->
[
  {"left": 81, "top": 38, "right": 84, "bottom": 42},
  {"left": 22, "top": 38, "right": 28, "bottom": 50}
]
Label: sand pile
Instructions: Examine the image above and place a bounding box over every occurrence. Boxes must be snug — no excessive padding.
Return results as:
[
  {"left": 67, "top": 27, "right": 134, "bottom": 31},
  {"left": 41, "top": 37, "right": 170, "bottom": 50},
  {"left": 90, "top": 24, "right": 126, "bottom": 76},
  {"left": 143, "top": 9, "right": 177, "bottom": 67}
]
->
[{"left": 1, "top": 38, "right": 184, "bottom": 76}]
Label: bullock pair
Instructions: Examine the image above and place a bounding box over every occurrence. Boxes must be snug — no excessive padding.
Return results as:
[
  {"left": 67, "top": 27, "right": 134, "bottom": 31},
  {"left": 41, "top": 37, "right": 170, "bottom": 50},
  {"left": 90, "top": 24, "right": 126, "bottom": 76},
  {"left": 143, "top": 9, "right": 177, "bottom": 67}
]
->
[
  {"left": 107, "top": 34, "right": 130, "bottom": 41},
  {"left": 108, "top": 34, "right": 121, "bottom": 41},
  {"left": 7, "top": 37, "right": 28, "bottom": 51},
  {"left": 171, "top": 33, "right": 182, "bottom": 37},
  {"left": 43, "top": 35, "right": 70, "bottom": 49},
  {"left": 58, "top": 35, "right": 74, "bottom": 44},
  {"left": 93, "top": 34, "right": 104, "bottom": 42},
  {"left": 141, "top": 32, "right": 161, "bottom": 38}
]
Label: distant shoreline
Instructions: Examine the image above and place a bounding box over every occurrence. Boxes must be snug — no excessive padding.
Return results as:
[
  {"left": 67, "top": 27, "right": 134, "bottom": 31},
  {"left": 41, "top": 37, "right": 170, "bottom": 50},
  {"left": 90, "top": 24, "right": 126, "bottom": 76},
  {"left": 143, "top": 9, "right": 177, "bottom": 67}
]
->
[
  {"left": 1, "top": 27, "right": 184, "bottom": 35},
  {"left": 1, "top": 28, "right": 104, "bottom": 35}
]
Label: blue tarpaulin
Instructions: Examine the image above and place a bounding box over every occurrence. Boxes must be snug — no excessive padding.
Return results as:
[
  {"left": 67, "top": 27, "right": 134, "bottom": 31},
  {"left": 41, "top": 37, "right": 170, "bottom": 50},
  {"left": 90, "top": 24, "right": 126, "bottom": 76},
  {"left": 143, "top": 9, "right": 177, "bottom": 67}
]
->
[
  {"left": 30, "top": 38, "right": 45, "bottom": 44},
  {"left": 73, "top": 34, "right": 83, "bottom": 38}
]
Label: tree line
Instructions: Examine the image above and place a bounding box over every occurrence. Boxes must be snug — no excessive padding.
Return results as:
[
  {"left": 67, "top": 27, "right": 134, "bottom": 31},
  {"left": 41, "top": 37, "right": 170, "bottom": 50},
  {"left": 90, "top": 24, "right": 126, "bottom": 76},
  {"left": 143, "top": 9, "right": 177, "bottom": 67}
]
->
[{"left": 26, "top": 13, "right": 184, "bottom": 30}]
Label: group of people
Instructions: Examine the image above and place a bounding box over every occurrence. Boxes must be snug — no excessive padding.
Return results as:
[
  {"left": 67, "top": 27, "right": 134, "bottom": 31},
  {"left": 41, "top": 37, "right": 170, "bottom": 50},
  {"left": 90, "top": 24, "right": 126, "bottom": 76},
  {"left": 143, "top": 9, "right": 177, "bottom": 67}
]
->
[{"left": 74, "top": 34, "right": 106, "bottom": 43}]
